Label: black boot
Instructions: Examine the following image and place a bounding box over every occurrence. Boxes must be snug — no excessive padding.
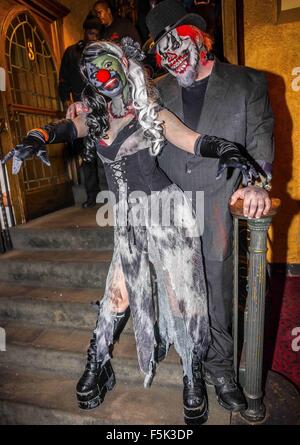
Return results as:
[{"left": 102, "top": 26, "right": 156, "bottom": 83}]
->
[
  {"left": 76, "top": 333, "right": 115, "bottom": 410},
  {"left": 112, "top": 307, "right": 130, "bottom": 343},
  {"left": 76, "top": 307, "right": 130, "bottom": 410},
  {"left": 214, "top": 376, "right": 247, "bottom": 412},
  {"left": 204, "top": 370, "right": 246, "bottom": 412},
  {"left": 183, "top": 355, "right": 208, "bottom": 425}
]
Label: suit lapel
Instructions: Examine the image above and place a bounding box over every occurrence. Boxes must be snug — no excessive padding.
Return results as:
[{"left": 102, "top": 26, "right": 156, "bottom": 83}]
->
[{"left": 197, "top": 59, "right": 231, "bottom": 133}]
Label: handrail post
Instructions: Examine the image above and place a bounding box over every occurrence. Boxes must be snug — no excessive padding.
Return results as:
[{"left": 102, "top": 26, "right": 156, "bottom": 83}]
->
[
  {"left": 241, "top": 216, "right": 271, "bottom": 421},
  {"left": 230, "top": 198, "right": 280, "bottom": 422}
]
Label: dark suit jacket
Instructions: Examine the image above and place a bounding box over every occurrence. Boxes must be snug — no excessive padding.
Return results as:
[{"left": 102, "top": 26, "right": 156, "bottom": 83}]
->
[{"left": 155, "top": 60, "right": 274, "bottom": 261}]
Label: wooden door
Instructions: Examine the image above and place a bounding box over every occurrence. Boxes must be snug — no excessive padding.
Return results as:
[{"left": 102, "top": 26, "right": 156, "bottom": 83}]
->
[{"left": 1, "top": 8, "right": 73, "bottom": 222}]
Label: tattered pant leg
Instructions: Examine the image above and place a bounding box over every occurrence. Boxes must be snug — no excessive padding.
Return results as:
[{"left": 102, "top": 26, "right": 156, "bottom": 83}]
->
[
  {"left": 147, "top": 235, "right": 195, "bottom": 383},
  {"left": 94, "top": 245, "right": 130, "bottom": 365}
]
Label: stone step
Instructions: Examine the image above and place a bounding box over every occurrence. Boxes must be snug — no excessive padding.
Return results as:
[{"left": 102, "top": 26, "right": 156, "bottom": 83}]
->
[
  {"left": 0, "top": 320, "right": 181, "bottom": 386},
  {"left": 0, "top": 282, "right": 106, "bottom": 329},
  {"left": 0, "top": 250, "right": 112, "bottom": 289},
  {"left": 0, "top": 365, "right": 231, "bottom": 425},
  {"left": 10, "top": 206, "right": 114, "bottom": 251},
  {"left": 10, "top": 226, "right": 114, "bottom": 252},
  {"left": 0, "top": 366, "right": 184, "bottom": 425}
]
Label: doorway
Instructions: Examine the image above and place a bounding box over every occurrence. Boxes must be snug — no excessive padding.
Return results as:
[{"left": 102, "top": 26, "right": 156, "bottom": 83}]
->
[{"left": 2, "top": 11, "right": 74, "bottom": 221}]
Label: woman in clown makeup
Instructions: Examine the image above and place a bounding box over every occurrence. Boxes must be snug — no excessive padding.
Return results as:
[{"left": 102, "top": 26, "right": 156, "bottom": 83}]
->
[{"left": 1, "top": 38, "right": 259, "bottom": 425}]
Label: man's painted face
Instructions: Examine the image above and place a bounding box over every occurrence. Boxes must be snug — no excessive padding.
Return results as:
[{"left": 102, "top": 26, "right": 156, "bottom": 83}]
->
[
  {"left": 86, "top": 54, "right": 127, "bottom": 98},
  {"left": 157, "top": 28, "right": 199, "bottom": 87}
]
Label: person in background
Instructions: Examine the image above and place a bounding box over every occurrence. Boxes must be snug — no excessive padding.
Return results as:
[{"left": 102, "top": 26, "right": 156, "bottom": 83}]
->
[
  {"left": 136, "top": 0, "right": 152, "bottom": 44},
  {"left": 59, "top": 17, "right": 102, "bottom": 107},
  {"left": 92, "top": 0, "right": 141, "bottom": 45},
  {"left": 58, "top": 17, "right": 105, "bottom": 208}
]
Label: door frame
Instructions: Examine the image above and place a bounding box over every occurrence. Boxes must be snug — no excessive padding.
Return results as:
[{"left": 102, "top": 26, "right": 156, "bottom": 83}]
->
[{"left": 221, "top": 0, "right": 247, "bottom": 66}]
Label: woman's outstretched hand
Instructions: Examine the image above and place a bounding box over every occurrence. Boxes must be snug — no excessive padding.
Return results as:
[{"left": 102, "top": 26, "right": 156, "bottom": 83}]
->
[
  {"left": 1, "top": 119, "right": 79, "bottom": 175},
  {"left": 1, "top": 131, "right": 50, "bottom": 175}
]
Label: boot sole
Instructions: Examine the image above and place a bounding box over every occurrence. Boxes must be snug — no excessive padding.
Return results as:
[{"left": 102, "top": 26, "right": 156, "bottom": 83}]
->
[
  {"left": 184, "top": 400, "right": 209, "bottom": 425},
  {"left": 77, "top": 372, "right": 116, "bottom": 410},
  {"left": 217, "top": 396, "right": 246, "bottom": 412}
]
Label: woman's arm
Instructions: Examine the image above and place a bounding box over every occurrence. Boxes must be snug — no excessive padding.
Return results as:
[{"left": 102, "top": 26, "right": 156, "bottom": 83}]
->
[
  {"left": 1, "top": 115, "right": 88, "bottom": 175},
  {"left": 72, "top": 114, "right": 89, "bottom": 138},
  {"left": 158, "top": 109, "right": 200, "bottom": 154},
  {"left": 66, "top": 102, "right": 90, "bottom": 138}
]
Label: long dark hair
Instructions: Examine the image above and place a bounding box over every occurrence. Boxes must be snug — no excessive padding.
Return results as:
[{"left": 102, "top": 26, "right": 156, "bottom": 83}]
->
[{"left": 80, "top": 44, "right": 110, "bottom": 161}]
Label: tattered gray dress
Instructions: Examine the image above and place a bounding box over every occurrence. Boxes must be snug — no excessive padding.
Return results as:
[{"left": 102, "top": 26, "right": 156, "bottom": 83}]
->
[{"left": 94, "top": 118, "right": 210, "bottom": 386}]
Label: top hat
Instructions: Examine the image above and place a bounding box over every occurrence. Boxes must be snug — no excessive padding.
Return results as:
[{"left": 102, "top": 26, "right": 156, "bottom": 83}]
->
[{"left": 146, "top": 0, "right": 207, "bottom": 47}]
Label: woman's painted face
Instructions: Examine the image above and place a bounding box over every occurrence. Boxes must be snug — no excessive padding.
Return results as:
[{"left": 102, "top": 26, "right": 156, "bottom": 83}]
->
[
  {"left": 86, "top": 54, "right": 127, "bottom": 98},
  {"left": 157, "top": 27, "right": 199, "bottom": 87}
]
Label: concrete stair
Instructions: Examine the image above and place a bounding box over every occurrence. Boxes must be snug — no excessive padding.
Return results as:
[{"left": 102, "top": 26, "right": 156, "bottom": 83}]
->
[
  {"left": 0, "top": 206, "right": 231, "bottom": 425},
  {"left": 0, "top": 367, "right": 185, "bottom": 425},
  {"left": 0, "top": 250, "right": 111, "bottom": 289},
  {"left": 10, "top": 226, "right": 114, "bottom": 251},
  {"left": 0, "top": 282, "right": 105, "bottom": 329},
  {"left": 0, "top": 320, "right": 230, "bottom": 425},
  {"left": 9, "top": 206, "right": 114, "bottom": 252},
  {"left": 0, "top": 321, "right": 181, "bottom": 386}
]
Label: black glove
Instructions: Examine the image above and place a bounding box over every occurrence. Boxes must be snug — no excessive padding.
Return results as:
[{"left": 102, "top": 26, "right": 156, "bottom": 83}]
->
[
  {"left": 1, "top": 119, "right": 77, "bottom": 175},
  {"left": 194, "top": 134, "right": 260, "bottom": 185}
]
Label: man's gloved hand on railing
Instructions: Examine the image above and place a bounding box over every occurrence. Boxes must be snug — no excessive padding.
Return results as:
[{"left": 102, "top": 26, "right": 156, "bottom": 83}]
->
[
  {"left": 1, "top": 119, "right": 78, "bottom": 175},
  {"left": 194, "top": 134, "right": 261, "bottom": 186}
]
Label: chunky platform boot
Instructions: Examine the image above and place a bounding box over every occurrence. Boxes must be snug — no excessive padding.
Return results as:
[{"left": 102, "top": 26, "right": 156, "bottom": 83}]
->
[
  {"left": 183, "top": 354, "right": 208, "bottom": 425},
  {"left": 76, "top": 307, "right": 130, "bottom": 410}
]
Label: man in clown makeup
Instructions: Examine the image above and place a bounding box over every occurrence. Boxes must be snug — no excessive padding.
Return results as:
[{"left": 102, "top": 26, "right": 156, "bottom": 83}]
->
[{"left": 146, "top": 0, "right": 274, "bottom": 415}]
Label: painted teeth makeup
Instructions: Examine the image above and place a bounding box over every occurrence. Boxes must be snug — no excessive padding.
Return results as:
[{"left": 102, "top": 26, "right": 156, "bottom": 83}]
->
[{"left": 157, "top": 26, "right": 203, "bottom": 88}]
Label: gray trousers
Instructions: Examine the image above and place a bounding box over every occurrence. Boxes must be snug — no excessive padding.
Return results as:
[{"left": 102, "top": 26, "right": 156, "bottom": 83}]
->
[{"left": 203, "top": 254, "right": 234, "bottom": 380}]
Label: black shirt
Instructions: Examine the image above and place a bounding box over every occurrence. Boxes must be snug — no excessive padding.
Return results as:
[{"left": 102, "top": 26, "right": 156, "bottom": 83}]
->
[{"left": 182, "top": 75, "right": 210, "bottom": 131}]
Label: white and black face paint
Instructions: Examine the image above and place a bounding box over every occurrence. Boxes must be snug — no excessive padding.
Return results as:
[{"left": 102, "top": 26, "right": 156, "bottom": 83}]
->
[{"left": 157, "top": 28, "right": 200, "bottom": 87}]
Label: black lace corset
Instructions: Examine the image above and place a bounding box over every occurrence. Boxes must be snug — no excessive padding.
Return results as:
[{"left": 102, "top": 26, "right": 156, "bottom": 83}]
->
[
  {"left": 97, "top": 120, "right": 172, "bottom": 202},
  {"left": 103, "top": 150, "right": 171, "bottom": 202}
]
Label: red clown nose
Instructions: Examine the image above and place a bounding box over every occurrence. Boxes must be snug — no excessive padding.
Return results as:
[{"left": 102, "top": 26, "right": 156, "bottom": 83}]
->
[{"left": 96, "top": 69, "right": 111, "bottom": 83}]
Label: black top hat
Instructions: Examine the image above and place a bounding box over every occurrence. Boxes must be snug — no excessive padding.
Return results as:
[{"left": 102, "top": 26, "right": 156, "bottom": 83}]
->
[{"left": 146, "top": 0, "right": 207, "bottom": 47}]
